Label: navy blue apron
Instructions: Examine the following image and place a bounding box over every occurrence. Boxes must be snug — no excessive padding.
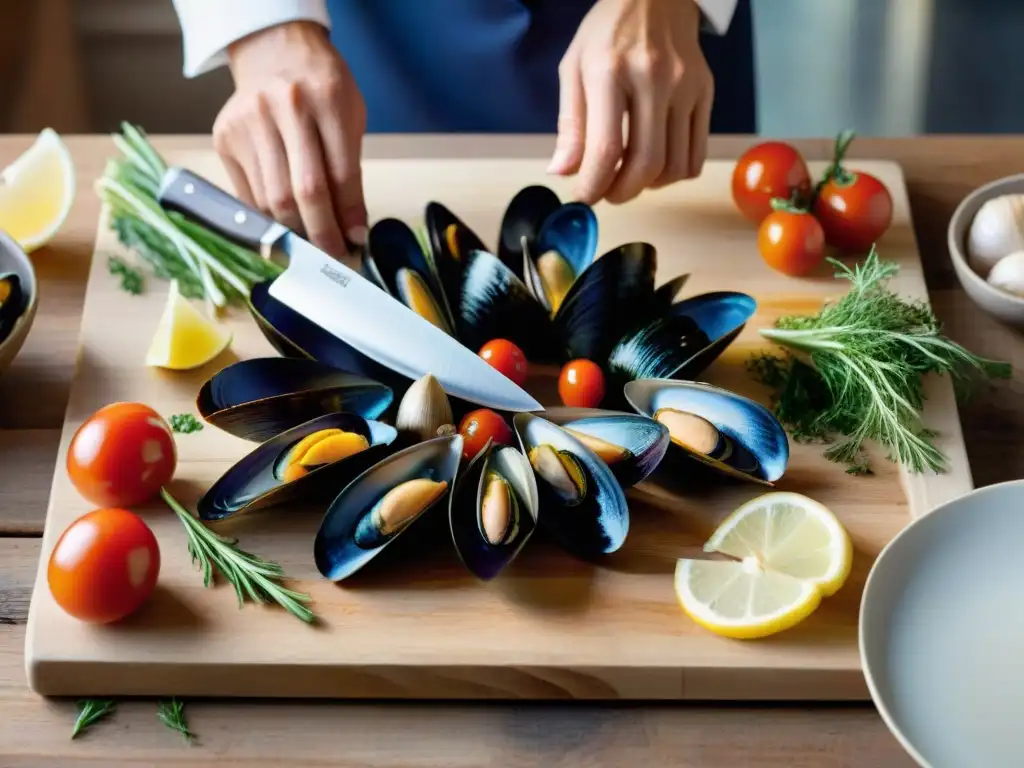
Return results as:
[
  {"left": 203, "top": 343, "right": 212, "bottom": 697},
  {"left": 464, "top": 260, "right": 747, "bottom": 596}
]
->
[{"left": 326, "top": 0, "right": 756, "bottom": 134}]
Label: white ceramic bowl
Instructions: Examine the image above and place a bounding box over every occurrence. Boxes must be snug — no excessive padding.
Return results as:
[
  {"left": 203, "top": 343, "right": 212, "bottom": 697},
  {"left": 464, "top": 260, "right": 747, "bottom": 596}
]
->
[
  {"left": 948, "top": 174, "right": 1024, "bottom": 329},
  {"left": 859, "top": 479, "right": 1024, "bottom": 768},
  {"left": 0, "top": 230, "right": 38, "bottom": 373}
]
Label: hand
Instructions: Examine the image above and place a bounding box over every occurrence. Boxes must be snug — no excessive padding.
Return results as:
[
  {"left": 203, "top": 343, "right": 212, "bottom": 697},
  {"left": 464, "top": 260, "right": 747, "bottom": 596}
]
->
[
  {"left": 548, "top": 0, "right": 714, "bottom": 205},
  {"left": 214, "top": 21, "right": 367, "bottom": 256}
]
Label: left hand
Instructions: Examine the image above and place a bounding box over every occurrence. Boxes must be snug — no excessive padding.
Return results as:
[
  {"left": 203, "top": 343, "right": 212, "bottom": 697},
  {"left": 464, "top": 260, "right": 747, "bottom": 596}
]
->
[{"left": 548, "top": 0, "right": 714, "bottom": 205}]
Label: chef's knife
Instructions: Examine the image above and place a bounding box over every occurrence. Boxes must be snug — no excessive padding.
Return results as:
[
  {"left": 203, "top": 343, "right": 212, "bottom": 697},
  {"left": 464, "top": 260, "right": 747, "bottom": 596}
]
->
[{"left": 157, "top": 167, "right": 543, "bottom": 413}]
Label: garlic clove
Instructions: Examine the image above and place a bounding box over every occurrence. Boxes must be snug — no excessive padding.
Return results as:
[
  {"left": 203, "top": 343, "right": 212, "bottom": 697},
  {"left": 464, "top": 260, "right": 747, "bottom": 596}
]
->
[
  {"left": 986, "top": 250, "right": 1024, "bottom": 298},
  {"left": 967, "top": 194, "right": 1024, "bottom": 278},
  {"left": 394, "top": 373, "right": 454, "bottom": 442}
]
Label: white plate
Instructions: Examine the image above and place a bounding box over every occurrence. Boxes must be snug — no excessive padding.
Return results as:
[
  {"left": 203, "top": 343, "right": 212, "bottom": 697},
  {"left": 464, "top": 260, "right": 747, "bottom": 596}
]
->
[{"left": 860, "top": 479, "right": 1024, "bottom": 768}]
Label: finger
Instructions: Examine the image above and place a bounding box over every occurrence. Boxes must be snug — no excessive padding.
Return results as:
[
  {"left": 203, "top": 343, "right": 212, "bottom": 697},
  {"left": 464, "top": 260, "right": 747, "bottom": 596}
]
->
[
  {"left": 309, "top": 84, "right": 368, "bottom": 246},
  {"left": 549, "top": 53, "right": 586, "bottom": 175},
  {"left": 249, "top": 94, "right": 303, "bottom": 232},
  {"left": 605, "top": 75, "right": 669, "bottom": 204},
  {"left": 274, "top": 83, "right": 349, "bottom": 258},
  {"left": 213, "top": 110, "right": 266, "bottom": 209},
  {"left": 688, "top": 86, "right": 712, "bottom": 179},
  {"left": 651, "top": 94, "right": 692, "bottom": 189},
  {"left": 573, "top": 62, "right": 627, "bottom": 205},
  {"left": 220, "top": 153, "right": 257, "bottom": 208}
]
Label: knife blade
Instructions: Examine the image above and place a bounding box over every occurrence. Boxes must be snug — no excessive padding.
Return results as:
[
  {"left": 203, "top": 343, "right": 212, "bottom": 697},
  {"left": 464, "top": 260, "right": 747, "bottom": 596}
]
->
[{"left": 157, "top": 167, "right": 543, "bottom": 413}]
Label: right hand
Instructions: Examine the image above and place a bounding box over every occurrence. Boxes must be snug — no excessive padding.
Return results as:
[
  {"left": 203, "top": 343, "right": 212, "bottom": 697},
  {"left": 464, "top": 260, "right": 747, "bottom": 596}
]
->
[{"left": 215, "top": 21, "right": 367, "bottom": 257}]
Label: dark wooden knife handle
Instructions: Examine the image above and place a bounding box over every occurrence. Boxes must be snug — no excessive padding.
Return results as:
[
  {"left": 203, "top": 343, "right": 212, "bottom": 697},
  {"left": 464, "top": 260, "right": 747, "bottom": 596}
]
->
[{"left": 157, "top": 167, "right": 280, "bottom": 249}]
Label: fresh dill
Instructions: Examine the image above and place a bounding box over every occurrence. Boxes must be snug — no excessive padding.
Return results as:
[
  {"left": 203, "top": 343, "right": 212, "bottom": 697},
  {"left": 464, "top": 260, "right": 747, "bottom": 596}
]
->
[
  {"left": 169, "top": 413, "right": 203, "bottom": 434},
  {"left": 107, "top": 255, "right": 143, "bottom": 295},
  {"left": 157, "top": 698, "right": 195, "bottom": 743},
  {"left": 71, "top": 699, "right": 116, "bottom": 739}
]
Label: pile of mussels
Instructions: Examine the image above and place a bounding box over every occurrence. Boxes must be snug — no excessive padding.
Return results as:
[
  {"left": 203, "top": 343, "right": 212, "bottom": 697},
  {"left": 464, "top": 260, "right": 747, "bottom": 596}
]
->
[
  {"left": 194, "top": 185, "right": 790, "bottom": 582},
  {"left": 0, "top": 272, "right": 28, "bottom": 347}
]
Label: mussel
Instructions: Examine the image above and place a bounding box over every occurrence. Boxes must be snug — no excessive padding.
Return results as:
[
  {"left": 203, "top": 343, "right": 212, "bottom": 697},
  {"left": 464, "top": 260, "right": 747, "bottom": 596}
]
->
[
  {"left": 623, "top": 379, "right": 789, "bottom": 485},
  {"left": 540, "top": 407, "right": 670, "bottom": 488},
  {"left": 0, "top": 272, "right": 26, "bottom": 345},
  {"left": 449, "top": 439, "right": 539, "bottom": 580},
  {"left": 496, "top": 185, "right": 561, "bottom": 279},
  {"left": 197, "top": 357, "right": 394, "bottom": 442},
  {"left": 314, "top": 434, "right": 462, "bottom": 581},
  {"left": 513, "top": 413, "right": 629, "bottom": 558},
  {"left": 522, "top": 203, "right": 599, "bottom": 315},
  {"left": 197, "top": 412, "right": 398, "bottom": 521}
]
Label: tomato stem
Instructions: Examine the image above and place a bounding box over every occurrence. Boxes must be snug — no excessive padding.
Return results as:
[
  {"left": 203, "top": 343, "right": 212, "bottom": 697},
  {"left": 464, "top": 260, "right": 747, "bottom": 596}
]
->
[
  {"left": 811, "top": 128, "right": 858, "bottom": 205},
  {"left": 769, "top": 196, "right": 809, "bottom": 215}
]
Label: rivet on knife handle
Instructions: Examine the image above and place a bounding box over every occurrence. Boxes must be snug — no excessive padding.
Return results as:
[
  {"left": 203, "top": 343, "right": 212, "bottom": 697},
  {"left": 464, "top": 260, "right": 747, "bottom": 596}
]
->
[{"left": 157, "top": 167, "right": 283, "bottom": 251}]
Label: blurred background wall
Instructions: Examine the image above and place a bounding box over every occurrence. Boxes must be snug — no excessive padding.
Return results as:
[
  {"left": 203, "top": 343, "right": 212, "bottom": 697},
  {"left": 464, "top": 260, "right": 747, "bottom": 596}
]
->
[{"left": 3, "top": 0, "right": 1024, "bottom": 136}]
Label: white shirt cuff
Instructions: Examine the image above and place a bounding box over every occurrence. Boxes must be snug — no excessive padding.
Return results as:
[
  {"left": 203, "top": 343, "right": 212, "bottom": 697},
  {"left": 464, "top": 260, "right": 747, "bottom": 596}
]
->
[
  {"left": 695, "top": 0, "right": 740, "bottom": 35},
  {"left": 172, "top": 0, "right": 331, "bottom": 78}
]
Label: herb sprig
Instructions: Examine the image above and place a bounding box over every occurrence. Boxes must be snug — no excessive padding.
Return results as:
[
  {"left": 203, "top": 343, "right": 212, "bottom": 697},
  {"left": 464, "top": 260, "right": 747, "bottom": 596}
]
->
[
  {"left": 161, "top": 488, "right": 316, "bottom": 623},
  {"left": 107, "top": 256, "right": 143, "bottom": 294},
  {"left": 71, "top": 699, "right": 116, "bottom": 739},
  {"left": 169, "top": 413, "right": 203, "bottom": 434},
  {"left": 157, "top": 698, "right": 195, "bottom": 743},
  {"left": 749, "top": 248, "right": 1011, "bottom": 474}
]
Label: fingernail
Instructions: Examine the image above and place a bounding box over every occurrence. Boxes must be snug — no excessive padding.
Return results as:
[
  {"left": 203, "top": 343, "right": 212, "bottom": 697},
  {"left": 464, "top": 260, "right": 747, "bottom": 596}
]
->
[
  {"left": 346, "top": 225, "right": 368, "bottom": 246},
  {"left": 547, "top": 148, "right": 568, "bottom": 174}
]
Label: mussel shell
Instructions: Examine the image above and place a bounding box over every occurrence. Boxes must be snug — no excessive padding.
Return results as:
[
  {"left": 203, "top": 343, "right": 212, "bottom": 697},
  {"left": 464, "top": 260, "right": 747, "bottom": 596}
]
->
[
  {"left": 623, "top": 378, "right": 789, "bottom": 484},
  {"left": 0, "top": 272, "right": 25, "bottom": 344},
  {"left": 449, "top": 440, "right": 539, "bottom": 580},
  {"left": 523, "top": 203, "right": 599, "bottom": 313},
  {"left": 248, "top": 280, "right": 409, "bottom": 397},
  {"left": 314, "top": 434, "right": 463, "bottom": 581},
  {"left": 513, "top": 413, "right": 629, "bottom": 558},
  {"left": 540, "top": 407, "right": 669, "bottom": 489},
  {"left": 197, "top": 412, "right": 399, "bottom": 521},
  {"left": 197, "top": 357, "right": 394, "bottom": 442},
  {"left": 456, "top": 249, "right": 559, "bottom": 362},
  {"left": 365, "top": 217, "right": 456, "bottom": 333},
  {"left": 552, "top": 242, "right": 658, "bottom": 363},
  {"left": 497, "top": 185, "right": 562, "bottom": 279},
  {"left": 425, "top": 201, "right": 487, "bottom": 310},
  {"left": 606, "top": 291, "right": 757, "bottom": 387}
]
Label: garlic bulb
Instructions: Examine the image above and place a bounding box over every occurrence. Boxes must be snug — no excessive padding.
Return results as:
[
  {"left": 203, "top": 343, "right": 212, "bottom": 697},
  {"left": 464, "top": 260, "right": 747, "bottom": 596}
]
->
[
  {"left": 967, "top": 194, "right": 1024, "bottom": 277},
  {"left": 986, "top": 250, "right": 1024, "bottom": 298},
  {"left": 395, "top": 373, "right": 453, "bottom": 441}
]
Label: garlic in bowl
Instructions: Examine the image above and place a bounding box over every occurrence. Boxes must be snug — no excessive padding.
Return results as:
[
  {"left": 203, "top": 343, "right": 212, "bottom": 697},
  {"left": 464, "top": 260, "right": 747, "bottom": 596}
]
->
[
  {"left": 966, "top": 194, "right": 1024, "bottom": 277},
  {"left": 986, "top": 251, "right": 1024, "bottom": 298}
]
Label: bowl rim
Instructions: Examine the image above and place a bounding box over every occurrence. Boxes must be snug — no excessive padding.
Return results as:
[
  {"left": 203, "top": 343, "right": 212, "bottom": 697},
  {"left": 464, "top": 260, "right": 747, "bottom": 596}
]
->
[
  {"left": 858, "top": 477, "right": 1024, "bottom": 768},
  {"left": 947, "top": 173, "right": 1024, "bottom": 309},
  {"left": 0, "top": 228, "right": 39, "bottom": 352}
]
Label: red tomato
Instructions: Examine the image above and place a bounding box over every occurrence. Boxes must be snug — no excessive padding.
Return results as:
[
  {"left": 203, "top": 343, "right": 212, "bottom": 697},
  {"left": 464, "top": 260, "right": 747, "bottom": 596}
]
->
[
  {"left": 48, "top": 507, "right": 161, "bottom": 624},
  {"left": 813, "top": 172, "right": 893, "bottom": 254},
  {"left": 478, "top": 339, "right": 529, "bottom": 387},
  {"left": 458, "top": 408, "right": 514, "bottom": 460},
  {"left": 67, "top": 402, "right": 177, "bottom": 508},
  {"left": 732, "top": 141, "right": 812, "bottom": 224},
  {"left": 558, "top": 359, "right": 605, "bottom": 408},
  {"left": 757, "top": 208, "right": 826, "bottom": 277}
]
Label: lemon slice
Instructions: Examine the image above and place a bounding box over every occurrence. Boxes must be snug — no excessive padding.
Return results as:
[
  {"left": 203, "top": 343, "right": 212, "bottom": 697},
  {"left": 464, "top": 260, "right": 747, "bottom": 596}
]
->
[
  {"left": 675, "top": 492, "right": 852, "bottom": 639},
  {"left": 0, "top": 128, "right": 75, "bottom": 252},
  {"left": 145, "top": 280, "right": 232, "bottom": 370}
]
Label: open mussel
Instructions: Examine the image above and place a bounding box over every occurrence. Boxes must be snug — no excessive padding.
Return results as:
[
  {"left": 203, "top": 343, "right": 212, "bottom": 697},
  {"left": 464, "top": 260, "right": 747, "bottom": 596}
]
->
[
  {"left": 522, "top": 203, "right": 599, "bottom": 315},
  {"left": 314, "top": 434, "right": 462, "bottom": 581},
  {"left": 450, "top": 439, "right": 539, "bottom": 580},
  {"left": 623, "top": 379, "right": 789, "bottom": 485},
  {"left": 197, "top": 412, "right": 398, "bottom": 521},
  {"left": 0, "top": 272, "right": 26, "bottom": 344},
  {"left": 541, "top": 407, "right": 669, "bottom": 488},
  {"left": 513, "top": 413, "right": 629, "bottom": 558},
  {"left": 496, "top": 185, "right": 561, "bottom": 279},
  {"left": 197, "top": 357, "right": 394, "bottom": 442}
]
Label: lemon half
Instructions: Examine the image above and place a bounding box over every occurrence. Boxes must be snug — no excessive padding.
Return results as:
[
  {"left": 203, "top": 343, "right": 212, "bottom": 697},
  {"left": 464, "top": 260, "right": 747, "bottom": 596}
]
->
[
  {"left": 675, "top": 492, "right": 853, "bottom": 639},
  {"left": 0, "top": 128, "right": 75, "bottom": 251},
  {"left": 145, "top": 280, "right": 232, "bottom": 370}
]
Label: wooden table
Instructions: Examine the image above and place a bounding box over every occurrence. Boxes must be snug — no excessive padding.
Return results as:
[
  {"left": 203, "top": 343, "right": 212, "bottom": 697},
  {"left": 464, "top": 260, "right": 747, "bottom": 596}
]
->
[{"left": 1, "top": 134, "right": 1020, "bottom": 766}]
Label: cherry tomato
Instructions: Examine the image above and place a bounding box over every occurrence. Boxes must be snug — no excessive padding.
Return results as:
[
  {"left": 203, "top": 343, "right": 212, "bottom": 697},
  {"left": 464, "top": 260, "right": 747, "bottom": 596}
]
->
[
  {"left": 757, "top": 207, "right": 826, "bottom": 277},
  {"left": 813, "top": 172, "right": 893, "bottom": 254},
  {"left": 732, "top": 141, "right": 812, "bottom": 224},
  {"left": 478, "top": 339, "right": 529, "bottom": 387},
  {"left": 558, "top": 359, "right": 605, "bottom": 408},
  {"left": 458, "top": 408, "right": 514, "bottom": 460},
  {"left": 48, "top": 507, "right": 161, "bottom": 624},
  {"left": 67, "top": 402, "right": 177, "bottom": 508}
]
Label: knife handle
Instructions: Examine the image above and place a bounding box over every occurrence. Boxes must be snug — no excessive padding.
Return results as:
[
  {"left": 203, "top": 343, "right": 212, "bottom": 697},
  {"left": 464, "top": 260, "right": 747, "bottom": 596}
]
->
[{"left": 158, "top": 167, "right": 282, "bottom": 250}]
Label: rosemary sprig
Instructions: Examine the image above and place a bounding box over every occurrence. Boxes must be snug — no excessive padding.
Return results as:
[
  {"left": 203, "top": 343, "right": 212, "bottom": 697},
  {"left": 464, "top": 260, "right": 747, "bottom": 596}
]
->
[
  {"left": 157, "top": 698, "right": 195, "bottom": 743},
  {"left": 750, "top": 247, "right": 1011, "bottom": 474},
  {"left": 71, "top": 699, "right": 116, "bottom": 739},
  {"left": 161, "top": 488, "right": 316, "bottom": 623},
  {"left": 169, "top": 413, "right": 203, "bottom": 434}
]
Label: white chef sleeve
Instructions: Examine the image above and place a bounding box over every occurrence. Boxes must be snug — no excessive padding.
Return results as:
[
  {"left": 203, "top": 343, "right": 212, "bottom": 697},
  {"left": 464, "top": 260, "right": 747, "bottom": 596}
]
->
[{"left": 694, "top": 0, "right": 740, "bottom": 35}]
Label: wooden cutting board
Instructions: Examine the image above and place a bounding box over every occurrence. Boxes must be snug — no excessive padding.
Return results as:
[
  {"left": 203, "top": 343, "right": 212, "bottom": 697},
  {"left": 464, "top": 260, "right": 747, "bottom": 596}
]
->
[{"left": 24, "top": 153, "right": 972, "bottom": 700}]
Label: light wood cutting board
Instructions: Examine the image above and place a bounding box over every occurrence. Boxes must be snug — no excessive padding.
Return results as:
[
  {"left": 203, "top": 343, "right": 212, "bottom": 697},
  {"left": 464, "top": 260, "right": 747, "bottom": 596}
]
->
[{"left": 25, "top": 154, "right": 973, "bottom": 700}]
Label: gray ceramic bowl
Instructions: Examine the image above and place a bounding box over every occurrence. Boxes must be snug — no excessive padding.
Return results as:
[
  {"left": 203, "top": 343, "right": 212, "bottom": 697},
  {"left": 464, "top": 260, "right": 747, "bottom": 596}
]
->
[
  {"left": 948, "top": 174, "right": 1024, "bottom": 329},
  {"left": 859, "top": 480, "right": 1024, "bottom": 768},
  {"left": 0, "top": 230, "right": 38, "bottom": 373}
]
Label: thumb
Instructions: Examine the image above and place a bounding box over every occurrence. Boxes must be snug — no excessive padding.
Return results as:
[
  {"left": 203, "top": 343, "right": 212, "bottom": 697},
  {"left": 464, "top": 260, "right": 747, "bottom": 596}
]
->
[{"left": 549, "top": 57, "right": 586, "bottom": 175}]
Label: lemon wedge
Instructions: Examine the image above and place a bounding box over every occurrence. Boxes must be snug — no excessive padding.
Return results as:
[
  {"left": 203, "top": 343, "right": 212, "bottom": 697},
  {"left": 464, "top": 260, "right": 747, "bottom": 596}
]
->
[
  {"left": 0, "top": 128, "right": 75, "bottom": 252},
  {"left": 674, "top": 492, "right": 852, "bottom": 639},
  {"left": 145, "top": 280, "right": 232, "bottom": 370}
]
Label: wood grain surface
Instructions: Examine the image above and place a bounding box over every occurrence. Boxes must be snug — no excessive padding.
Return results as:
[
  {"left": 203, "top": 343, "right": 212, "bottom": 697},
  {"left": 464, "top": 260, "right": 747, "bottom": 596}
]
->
[{"left": 1, "top": 133, "right": 1022, "bottom": 764}]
